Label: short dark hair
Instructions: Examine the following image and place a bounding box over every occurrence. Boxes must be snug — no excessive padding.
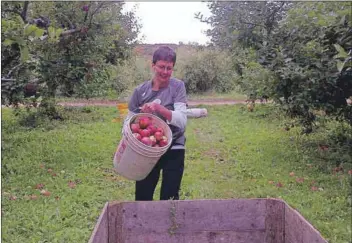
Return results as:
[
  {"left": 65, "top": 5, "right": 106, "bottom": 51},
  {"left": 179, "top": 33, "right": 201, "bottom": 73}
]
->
[{"left": 152, "top": 46, "right": 176, "bottom": 65}]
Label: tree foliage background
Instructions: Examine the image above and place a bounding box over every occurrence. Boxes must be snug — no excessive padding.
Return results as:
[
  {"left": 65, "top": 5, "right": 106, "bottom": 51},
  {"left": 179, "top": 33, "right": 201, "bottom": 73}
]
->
[
  {"left": 1, "top": 1, "right": 141, "bottom": 117},
  {"left": 196, "top": 1, "right": 352, "bottom": 131}
]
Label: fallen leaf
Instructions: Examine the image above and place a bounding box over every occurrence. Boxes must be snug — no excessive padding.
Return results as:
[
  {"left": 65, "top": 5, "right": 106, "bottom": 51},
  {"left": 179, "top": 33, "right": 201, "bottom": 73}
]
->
[
  {"left": 47, "top": 168, "right": 53, "bottom": 173},
  {"left": 311, "top": 186, "right": 318, "bottom": 191},
  {"left": 276, "top": 182, "right": 283, "bottom": 188},
  {"left": 35, "top": 183, "right": 45, "bottom": 190},
  {"left": 55, "top": 196, "right": 60, "bottom": 201},
  {"left": 29, "top": 195, "right": 38, "bottom": 200},
  {"left": 333, "top": 167, "right": 344, "bottom": 173},
  {"left": 318, "top": 145, "right": 329, "bottom": 151},
  {"left": 51, "top": 173, "right": 57, "bottom": 177},
  {"left": 268, "top": 180, "right": 274, "bottom": 184},
  {"left": 40, "top": 164, "right": 45, "bottom": 168},
  {"left": 289, "top": 172, "right": 295, "bottom": 177},
  {"left": 9, "top": 196, "right": 17, "bottom": 200},
  {"left": 296, "top": 177, "right": 305, "bottom": 183},
  {"left": 68, "top": 181, "right": 76, "bottom": 189},
  {"left": 40, "top": 190, "right": 51, "bottom": 196}
]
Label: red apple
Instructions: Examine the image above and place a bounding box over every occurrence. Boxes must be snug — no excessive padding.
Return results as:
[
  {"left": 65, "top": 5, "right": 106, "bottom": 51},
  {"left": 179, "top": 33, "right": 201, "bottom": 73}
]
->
[
  {"left": 139, "top": 117, "right": 151, "bottom": 129},
  {"left": 133, "top": 133, "right": 142, "bottom": 141},
  {"left": 156, "top": 127, "right": 164, "bottom": 134},
  {"left": 141, "top": 137, "right": 152, "bottom": 146},
  {"left": 154, "top": 131, "right": 163, "bottom": 141},
  {"left": 139, "top": 129, "right": 151, "bottom": 138},
  {"left": 150, "top": 136, "right": 157, "bottom": 146},
  {"left": 159, "top": 136, "right": 168, "bottom": 147},
  {"left": 130, "top": 123, "right": 140, "bottom": 133},
  {"left": 147, "top": 125, "right": 157, "bottom": 135}
]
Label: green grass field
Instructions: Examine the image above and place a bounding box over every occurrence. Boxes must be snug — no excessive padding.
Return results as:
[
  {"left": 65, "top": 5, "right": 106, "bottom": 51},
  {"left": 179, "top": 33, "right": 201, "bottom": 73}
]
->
[{"left": 1, "top": 104, "right": 351, "bottom": 243}]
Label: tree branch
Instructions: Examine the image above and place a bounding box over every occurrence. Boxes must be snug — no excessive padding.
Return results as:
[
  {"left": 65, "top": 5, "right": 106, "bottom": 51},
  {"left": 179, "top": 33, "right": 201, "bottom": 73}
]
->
[
  {"left": 265, "top": 2, "right": 286, "bottom": 35},
  {"left": 6, "top": 63, "right": 23, "bottom": 78},
  {"left": 88, "top": 2, "right": 105, "bottom": 28},
  {"left": 20, "top": 1, "right": 29, "bottom": 22},
  {"left": 238, "top": 19, "right": 267, "bottom": 29},
  {"left": 267, "top": 2, "right": 285, "bottom": 21},
  {"left": 2, "top": 2, "right": 29, "bottom": 22}
]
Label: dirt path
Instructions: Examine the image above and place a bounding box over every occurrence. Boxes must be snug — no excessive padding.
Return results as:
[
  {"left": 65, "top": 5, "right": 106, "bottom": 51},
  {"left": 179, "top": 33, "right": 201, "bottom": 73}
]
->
[{"left": 58, "top": 99, "right": 259, "bottom": 107}]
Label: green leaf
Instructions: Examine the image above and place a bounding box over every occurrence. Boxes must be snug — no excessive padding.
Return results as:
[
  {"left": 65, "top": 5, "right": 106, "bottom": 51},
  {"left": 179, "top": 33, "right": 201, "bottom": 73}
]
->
[
  {"left": 35, "top": 28, "right": 45, "bottom": 38},
  {"left": 307, "top": 11, "right": 315, "bottom": 18},
  {"left": 333, "top": 44, "right": 348, "bottom": 59},
  {"left": 48, "top": 26, "right": 55, "bottom": 38},
  {"left": 16, "top": 15, "right": 24, "bottom": 24},
  {"left": 24, "top": 24, "right": 38, "bottom": 36},
  {"left": 3, "top": 39, "right": 13, "bottom": 46},
  {"left": 20, "top": 46, "right": 29, "bottom": 62},
  {"left": 1, "top": 19, "right": 8, "bottom": 27},
  {"left": 317, "top": 18, "right": 326, "bottom": 26},
  {"left": 339, "top": 15, "right": 346, "bottom": 25},
  {"left": 55, "top": 28, "right": 64, "bottom": 38},
  {"left": 336, "top": 60, "right": 344, "bottom": 72},
  {"left": 13, "top": 37, "right": 25, "bottom": 46}
]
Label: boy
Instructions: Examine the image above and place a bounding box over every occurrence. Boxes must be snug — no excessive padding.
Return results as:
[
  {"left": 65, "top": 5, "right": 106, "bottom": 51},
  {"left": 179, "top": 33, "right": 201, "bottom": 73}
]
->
[{"left": 125, "top": 46, "right": 187, "bottom": 201}]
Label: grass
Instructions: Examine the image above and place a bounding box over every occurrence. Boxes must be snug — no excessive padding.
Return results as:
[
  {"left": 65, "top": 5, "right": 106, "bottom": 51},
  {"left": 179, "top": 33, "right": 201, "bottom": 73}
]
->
[{"left": 1, "top": 104, "right": 351, "bottom": 243}]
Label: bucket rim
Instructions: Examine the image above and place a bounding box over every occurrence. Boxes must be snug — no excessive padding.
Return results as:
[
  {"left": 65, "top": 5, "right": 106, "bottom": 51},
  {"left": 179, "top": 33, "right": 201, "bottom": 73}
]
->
[{"left": 126, "top": 113, "right": 173, "bottom": 150}]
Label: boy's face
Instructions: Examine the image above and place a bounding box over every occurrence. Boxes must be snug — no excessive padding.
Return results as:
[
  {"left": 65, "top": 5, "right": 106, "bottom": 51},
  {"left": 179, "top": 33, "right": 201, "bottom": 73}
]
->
[{"left": 152, "top": 60, "right": 174, "bottom": 84}]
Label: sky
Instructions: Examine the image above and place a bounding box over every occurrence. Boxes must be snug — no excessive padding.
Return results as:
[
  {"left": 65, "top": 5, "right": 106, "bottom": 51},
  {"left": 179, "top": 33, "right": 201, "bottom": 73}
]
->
[{"left": 122, "top": 2, "right": 212, "bottom": 45}]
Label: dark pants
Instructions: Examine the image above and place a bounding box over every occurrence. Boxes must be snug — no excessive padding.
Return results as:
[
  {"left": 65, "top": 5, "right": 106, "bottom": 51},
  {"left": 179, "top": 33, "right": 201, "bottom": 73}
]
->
[{"left": 135, "top": 149, "right": 185, "bottom": 201}]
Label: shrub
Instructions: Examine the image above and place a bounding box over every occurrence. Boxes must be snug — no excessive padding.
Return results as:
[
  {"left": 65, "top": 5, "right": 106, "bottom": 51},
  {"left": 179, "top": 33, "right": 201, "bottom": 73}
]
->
[{"left": 174, "top": 48, "right": 238, "bottom": 94}]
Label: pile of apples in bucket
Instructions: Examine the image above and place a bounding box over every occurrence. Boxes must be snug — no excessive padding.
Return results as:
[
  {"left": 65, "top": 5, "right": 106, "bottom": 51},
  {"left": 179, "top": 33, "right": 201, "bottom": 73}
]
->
[{"left": 130, "top": 116, "right": 168, "bottom": 147}]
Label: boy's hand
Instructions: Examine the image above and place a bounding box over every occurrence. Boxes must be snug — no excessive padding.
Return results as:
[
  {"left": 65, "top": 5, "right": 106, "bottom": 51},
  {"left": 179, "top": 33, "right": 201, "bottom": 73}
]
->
[
  {"left": 140, "top": 101, "right": 172, "bottom": 122},
  {"left": 140, "top": 102, "right": 160, "bottom": 113}
]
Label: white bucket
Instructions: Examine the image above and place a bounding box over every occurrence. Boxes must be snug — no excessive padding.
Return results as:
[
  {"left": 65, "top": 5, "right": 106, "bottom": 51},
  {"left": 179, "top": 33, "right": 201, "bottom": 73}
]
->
[
  {"left": 113, "top": 113, "right": 173, "bottom": 181},
  {"left": 186, "top": 108, "right": 208, "bottom": 118}
]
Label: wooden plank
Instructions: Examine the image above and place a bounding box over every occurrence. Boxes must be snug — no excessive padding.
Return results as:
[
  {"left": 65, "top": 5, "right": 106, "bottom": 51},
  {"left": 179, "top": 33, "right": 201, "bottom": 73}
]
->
[
  {"left": 108, "top": 201, "right": 124, "bottom": 243},
  {"left": 88, "top": 202, "right": 109, "bottom": 243},
  {"left": 285, "top": 204, "right": 328, "bottom": 243},
  {"left": 123, "top": 230, "right": 265, "bottom": 243},
  {"left": 285, "top": 203, "right": 302, "bottom": 243},
  {"left": 120, "top": 199, "right": 266, "bottom": 234},
  {"left": 265, "top": 199, "right": 285, "bottom": 243}
]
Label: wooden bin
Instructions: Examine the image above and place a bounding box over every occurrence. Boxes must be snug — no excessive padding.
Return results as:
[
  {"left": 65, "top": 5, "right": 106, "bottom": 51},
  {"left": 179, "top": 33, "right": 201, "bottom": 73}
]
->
[{"left": 88, "top": 199, "right": 327, "bottom": 243}]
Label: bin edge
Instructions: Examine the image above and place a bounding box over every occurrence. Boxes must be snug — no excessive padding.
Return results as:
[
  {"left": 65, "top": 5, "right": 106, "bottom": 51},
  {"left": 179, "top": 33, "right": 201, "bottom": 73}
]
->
[{"left": 88, "top": 202, "right": 109, "bottom": 243}]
